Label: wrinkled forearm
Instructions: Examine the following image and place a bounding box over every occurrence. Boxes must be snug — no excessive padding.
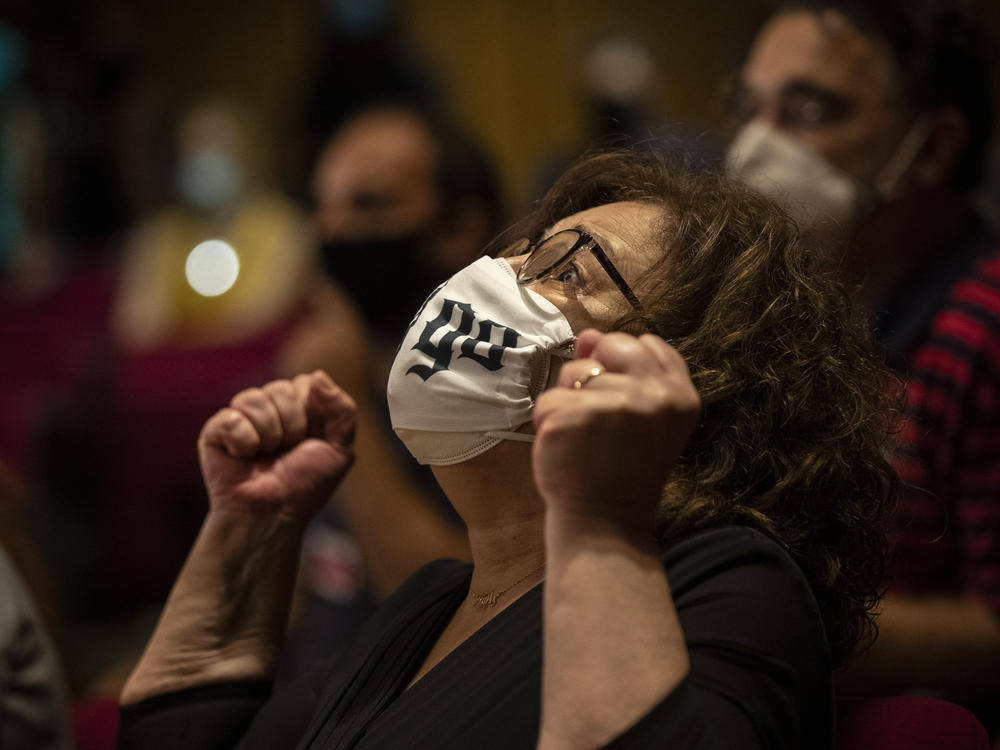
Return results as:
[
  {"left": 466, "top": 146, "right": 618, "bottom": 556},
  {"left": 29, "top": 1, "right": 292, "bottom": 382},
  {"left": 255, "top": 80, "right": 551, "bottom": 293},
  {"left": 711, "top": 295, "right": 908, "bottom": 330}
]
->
[
  {"left": 121, "top": 509, "right": 306, "bottom": 704},
  {"left": 538, "top": 510, "right": 689, "bottom": 750}
]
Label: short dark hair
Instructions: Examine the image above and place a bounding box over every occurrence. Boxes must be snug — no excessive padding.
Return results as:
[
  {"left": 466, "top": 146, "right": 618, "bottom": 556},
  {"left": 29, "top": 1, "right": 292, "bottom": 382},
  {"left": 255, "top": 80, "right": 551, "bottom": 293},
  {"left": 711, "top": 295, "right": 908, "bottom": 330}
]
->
[
  {"left": 778, "top": 0, "right": 996, "bottom": 190},
  {"left": 342, "top": 99, "right": 504, "bottom": 235},
  {"left": 430, "top": 118, "right": 504, "bottom": 236}
]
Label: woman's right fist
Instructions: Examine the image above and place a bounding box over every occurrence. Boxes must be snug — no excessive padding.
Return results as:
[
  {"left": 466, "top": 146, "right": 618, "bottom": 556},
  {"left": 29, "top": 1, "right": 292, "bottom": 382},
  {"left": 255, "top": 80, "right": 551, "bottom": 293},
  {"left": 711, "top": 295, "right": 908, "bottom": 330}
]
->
[{"left": 197, "top": 370, "right": 357, "bottom": 526}]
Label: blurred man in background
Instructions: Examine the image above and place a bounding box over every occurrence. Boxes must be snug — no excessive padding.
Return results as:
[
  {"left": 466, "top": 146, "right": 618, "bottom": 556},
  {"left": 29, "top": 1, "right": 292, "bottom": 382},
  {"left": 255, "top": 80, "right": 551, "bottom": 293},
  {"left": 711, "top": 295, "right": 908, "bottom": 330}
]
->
[
  {"left": 726, "top": 0, "right": 1000, "bottom": 729},
  {"left": 277, "top": 103, "right": 502, "bottom": 675}
]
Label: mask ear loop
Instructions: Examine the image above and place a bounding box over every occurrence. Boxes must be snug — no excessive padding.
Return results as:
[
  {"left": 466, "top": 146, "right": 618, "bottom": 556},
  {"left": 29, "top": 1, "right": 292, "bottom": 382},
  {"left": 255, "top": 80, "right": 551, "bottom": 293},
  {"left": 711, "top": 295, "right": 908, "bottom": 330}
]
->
[
  {"left": 484, "top": 338, "right": 576, "bottom": 446},
  {"left": 872, "top": 116, "right": 934, "bottom": 201}
]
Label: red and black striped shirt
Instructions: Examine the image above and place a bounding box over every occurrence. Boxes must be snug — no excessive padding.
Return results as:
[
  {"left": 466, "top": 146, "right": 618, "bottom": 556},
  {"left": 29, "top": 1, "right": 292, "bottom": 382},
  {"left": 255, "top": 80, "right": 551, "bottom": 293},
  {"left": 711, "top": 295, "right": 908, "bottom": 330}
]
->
[{"left": 883, "top": 224, "right": 1000, "bottom": 614}]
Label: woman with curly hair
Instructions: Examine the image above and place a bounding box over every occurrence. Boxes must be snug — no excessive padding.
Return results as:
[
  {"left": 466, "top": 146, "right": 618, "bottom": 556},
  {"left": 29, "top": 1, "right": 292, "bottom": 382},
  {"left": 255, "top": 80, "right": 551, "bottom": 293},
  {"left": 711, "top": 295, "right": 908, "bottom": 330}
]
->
[{"left": 116, "top": 150, "right": 897, "bottom": 749}]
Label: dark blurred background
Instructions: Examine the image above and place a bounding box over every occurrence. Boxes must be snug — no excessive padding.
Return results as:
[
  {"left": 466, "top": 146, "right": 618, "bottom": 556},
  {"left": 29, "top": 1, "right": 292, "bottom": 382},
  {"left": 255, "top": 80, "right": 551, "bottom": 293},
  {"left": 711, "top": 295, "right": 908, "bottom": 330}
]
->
[{"left": 0, "top": 0, "right": 998, "bottom": 747}]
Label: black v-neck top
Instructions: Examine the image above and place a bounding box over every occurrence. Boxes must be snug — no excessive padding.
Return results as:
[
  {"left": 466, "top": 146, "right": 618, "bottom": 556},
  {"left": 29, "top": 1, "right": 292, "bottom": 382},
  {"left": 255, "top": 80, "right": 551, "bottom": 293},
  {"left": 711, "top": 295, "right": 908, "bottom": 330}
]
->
[{"left": 117, "top": 526, "right": 833, "bottom": 749}]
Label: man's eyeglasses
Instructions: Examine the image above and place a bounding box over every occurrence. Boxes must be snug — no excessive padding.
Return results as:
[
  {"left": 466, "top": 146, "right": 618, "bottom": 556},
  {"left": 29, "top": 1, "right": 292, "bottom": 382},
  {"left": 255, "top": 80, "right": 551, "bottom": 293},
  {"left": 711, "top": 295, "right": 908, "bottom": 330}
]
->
[
  {"left": 723, "top": 77, "right": 857, "bottom": 131},
  {"left": 515, "top": 229, "right": 643, "bottom": 311}
]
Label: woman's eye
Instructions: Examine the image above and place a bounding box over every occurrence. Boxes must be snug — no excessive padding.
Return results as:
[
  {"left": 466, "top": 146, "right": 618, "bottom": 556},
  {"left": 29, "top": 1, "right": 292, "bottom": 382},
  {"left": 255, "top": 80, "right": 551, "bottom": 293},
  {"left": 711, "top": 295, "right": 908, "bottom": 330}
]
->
[{"left": 554, "top": 263, "right": 581, "bottom": 285}]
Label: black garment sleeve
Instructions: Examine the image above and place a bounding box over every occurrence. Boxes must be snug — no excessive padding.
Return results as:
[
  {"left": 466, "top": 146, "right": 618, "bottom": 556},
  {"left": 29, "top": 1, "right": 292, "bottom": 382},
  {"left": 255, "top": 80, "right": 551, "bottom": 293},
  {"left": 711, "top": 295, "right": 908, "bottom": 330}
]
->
[
  {"left": 116, "top": 653, "right": 345, "bottom": 750},
  {"left": 115, "top": 559, "right": 471, "bottom": 750},
  {"left": 604, "top": 526, "right": 834, "bottom": 749},
  {"left": 116, "top": 681, "right": 272, "bottom": 750},
  {"left": 117, "top": 531, "right": 831, "bottom": 749}
]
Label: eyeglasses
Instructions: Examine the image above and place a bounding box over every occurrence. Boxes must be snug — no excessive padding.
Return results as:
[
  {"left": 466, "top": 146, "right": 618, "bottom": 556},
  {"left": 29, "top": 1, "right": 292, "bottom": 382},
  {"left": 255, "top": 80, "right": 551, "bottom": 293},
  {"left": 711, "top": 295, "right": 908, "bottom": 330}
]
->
[
  {"left": 723, "top": 77, "right": 858, "bottom": 131},
  {"left": 516, "top": 229, "right": 643, "bottom": 311}
]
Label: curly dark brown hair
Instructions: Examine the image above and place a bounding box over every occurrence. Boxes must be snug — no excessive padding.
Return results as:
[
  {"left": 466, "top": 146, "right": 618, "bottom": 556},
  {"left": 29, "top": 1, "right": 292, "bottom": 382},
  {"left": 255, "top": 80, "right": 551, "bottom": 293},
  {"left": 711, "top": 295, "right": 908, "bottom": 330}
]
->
[{"left": 495, "top": 149, "right": 900, "bottom": 666}]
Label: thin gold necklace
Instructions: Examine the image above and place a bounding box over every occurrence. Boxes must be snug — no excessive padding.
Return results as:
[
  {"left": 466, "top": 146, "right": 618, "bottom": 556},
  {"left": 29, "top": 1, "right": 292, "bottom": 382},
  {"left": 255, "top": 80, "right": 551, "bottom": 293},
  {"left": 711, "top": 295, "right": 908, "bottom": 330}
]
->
[{"left": 469, "top": 564, "right": 545, "bottom": 608}]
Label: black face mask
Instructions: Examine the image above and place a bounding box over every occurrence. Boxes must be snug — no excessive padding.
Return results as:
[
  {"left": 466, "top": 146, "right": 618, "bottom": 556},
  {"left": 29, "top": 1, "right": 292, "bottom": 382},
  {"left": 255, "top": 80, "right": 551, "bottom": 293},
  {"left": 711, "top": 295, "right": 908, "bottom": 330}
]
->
[{"left": 319, "top": 232, "right": 442, "bottom": 333}]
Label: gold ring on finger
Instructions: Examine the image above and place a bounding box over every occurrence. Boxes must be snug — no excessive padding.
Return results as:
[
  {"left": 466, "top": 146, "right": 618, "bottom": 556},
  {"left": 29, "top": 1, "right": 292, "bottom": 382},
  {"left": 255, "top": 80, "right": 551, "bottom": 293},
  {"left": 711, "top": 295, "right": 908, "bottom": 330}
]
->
[{"left": 572, "top": 367, "right": 604, "bottom": 390}]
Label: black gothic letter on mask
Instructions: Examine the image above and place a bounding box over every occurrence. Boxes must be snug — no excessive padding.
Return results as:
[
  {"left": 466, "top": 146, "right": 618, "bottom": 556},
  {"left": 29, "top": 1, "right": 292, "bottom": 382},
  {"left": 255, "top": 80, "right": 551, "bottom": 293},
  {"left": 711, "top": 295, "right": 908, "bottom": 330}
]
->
[
  {"left": 406, "top": 298, "right": 521, "bottom": 381},
  {"left": 459, "top": 320, "right": 518, "bottom": 370}
]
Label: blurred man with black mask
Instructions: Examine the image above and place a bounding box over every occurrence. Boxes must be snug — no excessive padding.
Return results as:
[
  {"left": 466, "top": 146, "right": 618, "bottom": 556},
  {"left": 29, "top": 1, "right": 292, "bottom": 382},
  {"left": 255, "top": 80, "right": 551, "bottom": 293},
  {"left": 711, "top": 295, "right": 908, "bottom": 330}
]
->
[
  {"left": 313, "top": 104, "right": 501, "bottom": 336},
  {"left": 725, "top": 0, "right": 1000, "bottom": 731},
  {"left": 277, "top": 103, "right": 502, "bottom": 676}
]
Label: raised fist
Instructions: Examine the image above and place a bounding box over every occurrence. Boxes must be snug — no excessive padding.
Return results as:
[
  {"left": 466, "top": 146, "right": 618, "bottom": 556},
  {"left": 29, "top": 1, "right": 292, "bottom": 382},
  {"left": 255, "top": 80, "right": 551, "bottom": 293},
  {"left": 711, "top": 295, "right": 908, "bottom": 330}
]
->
[
  {"left": 198, "top": 370, "right": 357, "bottom": 526},
  {"left": 532, "top": 329, "right": 701, "bottom": 535}
]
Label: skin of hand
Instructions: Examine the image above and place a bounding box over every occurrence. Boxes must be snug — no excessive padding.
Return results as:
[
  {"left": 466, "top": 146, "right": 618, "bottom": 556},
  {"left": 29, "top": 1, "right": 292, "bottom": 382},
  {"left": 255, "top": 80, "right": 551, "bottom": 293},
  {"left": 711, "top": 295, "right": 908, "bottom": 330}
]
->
[
  {"left": 199, "top": 370, "right": 357, "bottom": 526},
  {"left": 532, "top": 329, "right": 702, "bottom": 536},
  {"left": 277, "top": 284, "right": 472, "bottom": 599},
  {"left": 533, "top": 329, "right": 702, "bottom": 750},
  {"left": 121, "top": 370, "right": 357, "bottom": 704}
]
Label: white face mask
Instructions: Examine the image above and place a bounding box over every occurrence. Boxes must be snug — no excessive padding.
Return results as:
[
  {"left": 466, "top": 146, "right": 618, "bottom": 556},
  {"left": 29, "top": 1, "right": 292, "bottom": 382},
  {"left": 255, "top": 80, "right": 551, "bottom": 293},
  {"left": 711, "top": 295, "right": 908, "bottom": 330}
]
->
[
  {"left": 726, "top": 118, "right": 931, "bottom": 237},
  {"left": 387, "top": 256, "right": 575, "bottom": 465}
]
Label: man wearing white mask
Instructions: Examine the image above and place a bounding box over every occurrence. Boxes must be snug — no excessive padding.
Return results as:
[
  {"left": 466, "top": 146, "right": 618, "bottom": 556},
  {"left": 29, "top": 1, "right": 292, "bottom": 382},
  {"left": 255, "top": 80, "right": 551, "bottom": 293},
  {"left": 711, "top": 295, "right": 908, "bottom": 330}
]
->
[{"left": 727, "top": 0, "right": 1000, "bottom": 729}]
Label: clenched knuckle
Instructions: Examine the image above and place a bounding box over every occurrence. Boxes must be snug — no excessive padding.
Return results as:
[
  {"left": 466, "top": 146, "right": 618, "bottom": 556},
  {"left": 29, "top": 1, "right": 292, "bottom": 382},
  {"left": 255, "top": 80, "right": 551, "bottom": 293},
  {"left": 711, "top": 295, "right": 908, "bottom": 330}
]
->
[
  {"left": 597, "top": 331, "right": 638, "bottom": 358},
  {"left": 629, "top": 379, "right": 668, "bottom": 414},
  {"left": 231, "top": 387, "right": 265, "bottom": 409},
  {"left": 341, "top": 393, "right": 359, "bottom": 415},
  {"left": 600, "top": 331, "right": 630, "bottom": 347},
  {"left": 536, "top": 391, "right": 557, "bottom": 409},
  {"left": 536, "top": 419, "right": 570, "bottom": 443},
  {"left": 685, "top": 387, "right": 702, "bottom": 414},
  {"left": 264, "top": 379, "right": 295, "bottom": 397}
]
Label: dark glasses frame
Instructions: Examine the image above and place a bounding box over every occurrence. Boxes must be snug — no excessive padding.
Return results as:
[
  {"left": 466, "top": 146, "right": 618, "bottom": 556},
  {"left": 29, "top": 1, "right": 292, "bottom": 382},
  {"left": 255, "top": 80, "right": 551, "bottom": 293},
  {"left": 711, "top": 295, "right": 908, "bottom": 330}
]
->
[{"left": 516, "top": 229, "right": 643, "bottom": 311}]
